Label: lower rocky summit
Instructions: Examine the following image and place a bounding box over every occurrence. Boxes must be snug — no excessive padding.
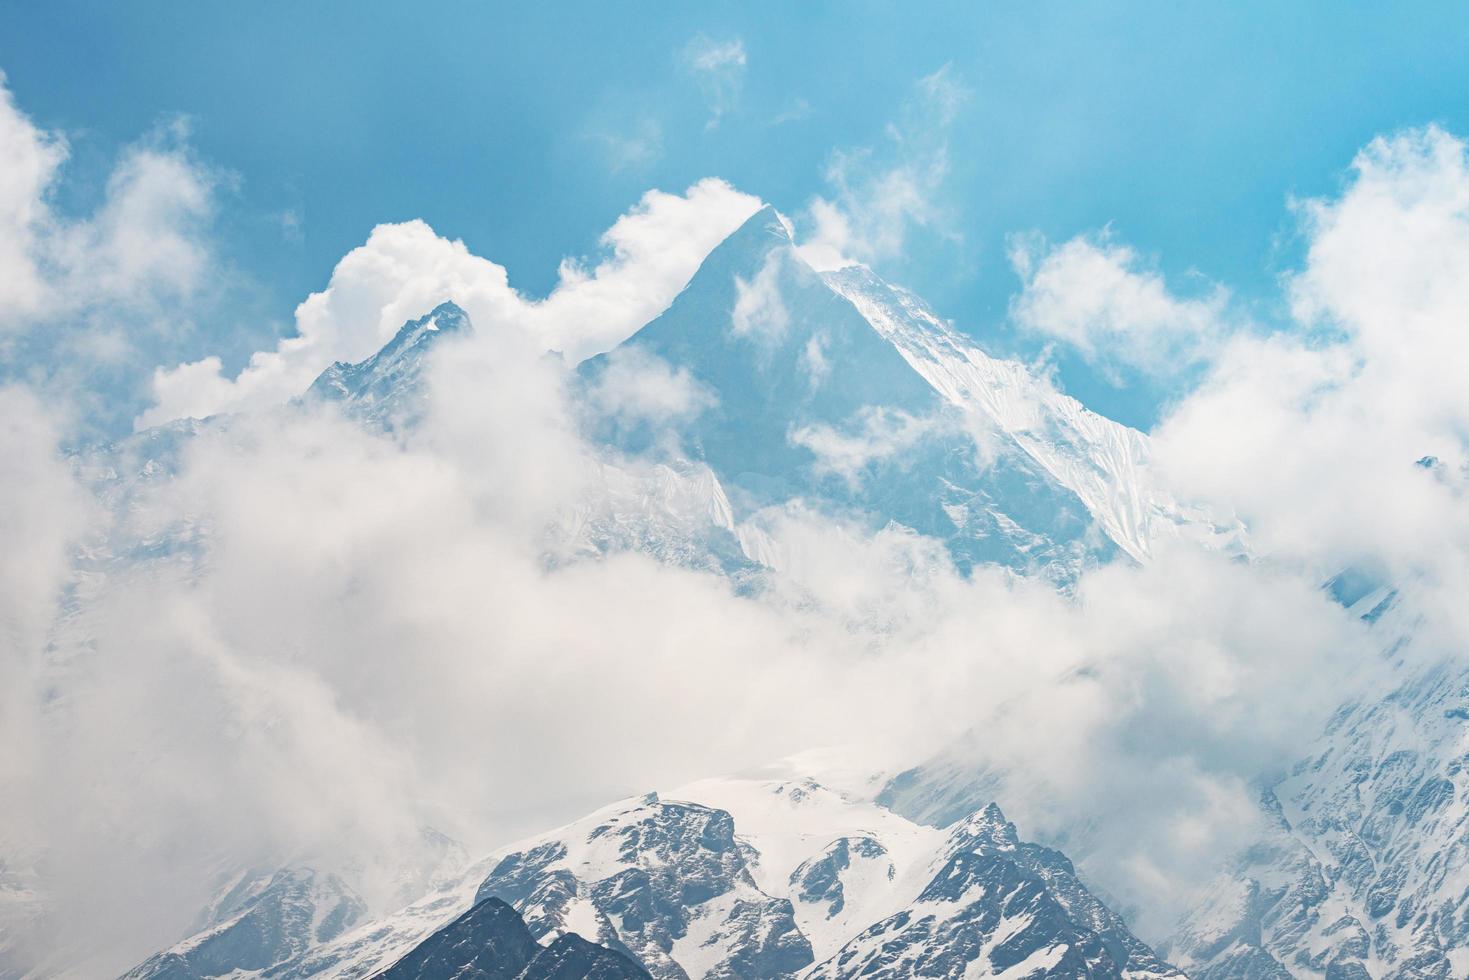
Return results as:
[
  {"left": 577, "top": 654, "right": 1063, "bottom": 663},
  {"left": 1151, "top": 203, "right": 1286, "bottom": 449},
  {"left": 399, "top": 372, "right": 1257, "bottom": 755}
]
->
[
  {"left": 121, "top": 774, "right": 1184, "bottom": 979},
  {"left": 374, "top": 896, "right": 649, "bottom": 979},
  {"left": 805, "top": 804, "right": 1182, "bottom": 979}
]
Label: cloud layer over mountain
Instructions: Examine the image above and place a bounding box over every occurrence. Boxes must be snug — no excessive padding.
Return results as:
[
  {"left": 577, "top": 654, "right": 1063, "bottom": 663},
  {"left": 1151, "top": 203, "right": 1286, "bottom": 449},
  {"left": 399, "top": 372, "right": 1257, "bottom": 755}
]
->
[{"left": 3, "top": 68, "right": 1468, "bottom": 977}]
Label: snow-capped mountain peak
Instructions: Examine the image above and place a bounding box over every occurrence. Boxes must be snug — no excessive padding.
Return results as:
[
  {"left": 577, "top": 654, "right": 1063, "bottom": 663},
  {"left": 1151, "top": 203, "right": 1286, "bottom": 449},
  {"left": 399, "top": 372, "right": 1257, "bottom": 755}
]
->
[{"left": 306, "top": 300, "right": 472, "bottom": 425}]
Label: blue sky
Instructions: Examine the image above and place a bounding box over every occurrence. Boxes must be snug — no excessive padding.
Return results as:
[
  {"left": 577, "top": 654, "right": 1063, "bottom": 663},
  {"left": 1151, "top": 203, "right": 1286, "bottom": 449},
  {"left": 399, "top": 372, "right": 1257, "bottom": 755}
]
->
[{"left": 4, "top": 0, "right": 1469, "bottom": 427}]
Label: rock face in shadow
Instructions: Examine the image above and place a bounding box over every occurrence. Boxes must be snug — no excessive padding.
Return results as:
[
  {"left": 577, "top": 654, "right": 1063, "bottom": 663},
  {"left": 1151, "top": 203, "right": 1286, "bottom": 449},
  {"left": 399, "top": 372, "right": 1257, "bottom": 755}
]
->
[{"left": 375, "top": 896, "right": 649, "bottom": 979}]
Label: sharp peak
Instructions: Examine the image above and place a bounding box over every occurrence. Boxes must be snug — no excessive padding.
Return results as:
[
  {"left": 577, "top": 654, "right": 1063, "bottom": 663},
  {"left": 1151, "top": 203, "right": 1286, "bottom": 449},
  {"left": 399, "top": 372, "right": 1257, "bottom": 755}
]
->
[
  {"left": 386, "top": 301, "right": 472, "bottom": 343},
  {"left": 412, "top": 299, "right": 471, "bottom": 326},
  {"left": 721, "top": 203, "right": 796, "bottom": 252},
  {"left": 747, "top": 202, "right": 792, "bottom": 231},
  {"left": 954, "top": 801, "right": 1019, "bottom": 848}
]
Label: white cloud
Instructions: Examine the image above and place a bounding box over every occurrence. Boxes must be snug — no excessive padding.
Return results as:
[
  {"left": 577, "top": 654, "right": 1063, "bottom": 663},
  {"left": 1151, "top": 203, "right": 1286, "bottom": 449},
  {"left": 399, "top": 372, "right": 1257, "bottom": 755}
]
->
[
  {"left": 682, "top": 36, "right": 747, "bottom": 129},
  {"left": 6, "top": 282, "right": 1381, "bottom": 973},
  {"left": 730, "top": 248, "right": 791, "bottom": 344},
  {"left": 139, "top": 178, "right": 763, "bottom": 428},
  {"left": 0, "top": 385, "right": 92, "bottom": 741},
  {"left": 797, "top": 64, "right": 966, "bottom": 271},
  {"left": 790, "top": 407, "right": 935, "bottom": 487},
  {"left": 1154, "top": 126, "right": 1469, "bottom": 612},
  {"left": 0, "top": 73, "right": 66, "bottom": 326},
  {"left": 60, "top": 134, "right": 215, "bottom": 308},
  {"left": 770, "top": 97, "right": 812, "bottom": 127},
  {"left": 800, "top": 331, "right": 830, "bottom": 387},
  {"left": 1009, "top": 232, "right": 1229, "bottom": 378},
  {"left": 587, "top": 346, "right": 715, "bottom": 424},
  {"left": 589, "top": 116, "right": 664, "bottom": 173},
  {"left": 0, "top": 77, "right": 216, "bottom": 337}
]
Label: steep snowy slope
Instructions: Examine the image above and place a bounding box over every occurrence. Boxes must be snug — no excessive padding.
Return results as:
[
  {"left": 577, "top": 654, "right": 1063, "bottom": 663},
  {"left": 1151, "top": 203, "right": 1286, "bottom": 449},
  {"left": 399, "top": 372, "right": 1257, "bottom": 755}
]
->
[
  {"left": 822, "top": 267, "right": 1240, "bottom": 564},
  {"left": 666, "top": 773, "right": 946, "bottom": 962},
  {"left": 577, "top": 206, "right": 1120, "bottom": 581},
  {"left": 808, "top": 804, "right": 1182, "bottom": 979},
  {"left": 470, "top": 792, "right": 814, "bottom": 979},
  {"left": 1166, "top": 589, "right": 1469, "bottom": 980},
  {"left": 553, "top": 457, "right": 756, "bottom": 577}
]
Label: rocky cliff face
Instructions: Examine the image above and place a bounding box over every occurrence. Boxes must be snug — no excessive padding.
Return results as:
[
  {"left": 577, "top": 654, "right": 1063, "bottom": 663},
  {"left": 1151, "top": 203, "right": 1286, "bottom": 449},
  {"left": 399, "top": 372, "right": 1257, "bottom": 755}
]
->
[
  {"left": 374, "top": 896, "right": 649, "bottom": 980},
  {"left": 807, "top": 804, "right": 1182, "bottom": 979},
  {"left": 222, "top": 774, "right": 1181, "bottom": 980}
]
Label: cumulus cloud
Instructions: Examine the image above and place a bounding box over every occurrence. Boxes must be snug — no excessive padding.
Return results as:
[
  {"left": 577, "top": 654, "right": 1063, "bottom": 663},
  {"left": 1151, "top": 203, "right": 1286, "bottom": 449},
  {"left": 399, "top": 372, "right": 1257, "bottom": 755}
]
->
[
  {"left": 682, "top": 36, "right": 747, "bottom": 129},
  {"left": 140, "top": 178, "right": 762, "bottom": 428},
  {"left": 0, "top": 74, "right": 66, "bottom": 325},
  {"left": 797, "top": 64, "right": 967, "bottom": 271},
  {"left": 0, "top": 77, "right": 224, "bottom": 446},
  {"left": 0, "top": 77, "right": 216, "bottom": 337},
  {"left": 1009, "top": 231, "right": 1229, "bottom": 379},
  {"left": 1154, "top": 126, "right": 1469, "bottom": 624}
]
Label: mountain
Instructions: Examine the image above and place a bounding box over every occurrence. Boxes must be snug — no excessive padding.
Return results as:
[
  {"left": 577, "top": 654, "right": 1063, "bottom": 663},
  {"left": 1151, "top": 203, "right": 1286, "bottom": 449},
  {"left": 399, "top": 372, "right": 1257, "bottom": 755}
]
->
[
  {"left": 576, "top": 205, "right": 1234, "bottom": 581},
  {"left": 121, "top": 868, "right": 367, "bottom": 980},
  {"left": 817, "top": 265, "right": 1237, "bottom": 564},
  {"left": 204, "top": 768, "right": 1182, "bottom": 980},
  {"left": 373, "top": 896, "right": 649, "bottom": 979},
  {"left": 807, "top": 804, "right": 1182, "bottom": 979},
  {"left": 89, "top": 207, "right": 1228, "bottom": 980},
  {"left": 73, "top": 208, "right": 1219, "bottom": 598},
  {"left": 306, "top": 300, "right": 472, "bottom": 429},
  {"left": 470, "top": 791, "right": 815, "bottom": 979},
  {"left": 1165, "top": 586, "right": 1469, "bottom": 980},
  {"left": 576, "top": 206, "right": 1104, "bottom": 580}
]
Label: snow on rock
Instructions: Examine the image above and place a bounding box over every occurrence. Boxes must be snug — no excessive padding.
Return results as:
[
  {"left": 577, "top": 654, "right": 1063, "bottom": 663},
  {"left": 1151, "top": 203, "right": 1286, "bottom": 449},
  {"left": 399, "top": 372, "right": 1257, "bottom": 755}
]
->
[
  {"left": 666, "top": 772, "right": 944, "bottom": 963},
  {"left": 1167, "top": 591, "right": 1469, "bottom": 979},
  {"left": 806, "top": 804, "right": 1183, "bottom": 979},
  {"left": 204, "top": 770, "right": 1183, "bottom": 980},
  {"left": 305, "top": 300, "right": 472, "bottom": 430},
  {"left": 120, "top": 868, "right": 367, "bottom": 980}
]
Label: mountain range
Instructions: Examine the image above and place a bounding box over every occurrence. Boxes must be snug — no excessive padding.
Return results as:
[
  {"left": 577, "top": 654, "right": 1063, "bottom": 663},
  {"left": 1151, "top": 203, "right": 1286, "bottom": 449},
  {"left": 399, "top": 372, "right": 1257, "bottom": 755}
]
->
[{"left": 9, "top": 205, "right": 1457, "bottom": 979}]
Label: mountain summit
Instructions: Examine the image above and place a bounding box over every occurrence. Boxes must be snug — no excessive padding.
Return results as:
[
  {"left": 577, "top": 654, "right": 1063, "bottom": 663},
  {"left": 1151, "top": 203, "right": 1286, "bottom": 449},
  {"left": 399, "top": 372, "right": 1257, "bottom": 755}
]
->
[
  {"left": 307, "top": 300, "right": 472, "bottom": 428},
  {"left": 577, "top": 205, "right": 1227, "bottom": 579}
]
